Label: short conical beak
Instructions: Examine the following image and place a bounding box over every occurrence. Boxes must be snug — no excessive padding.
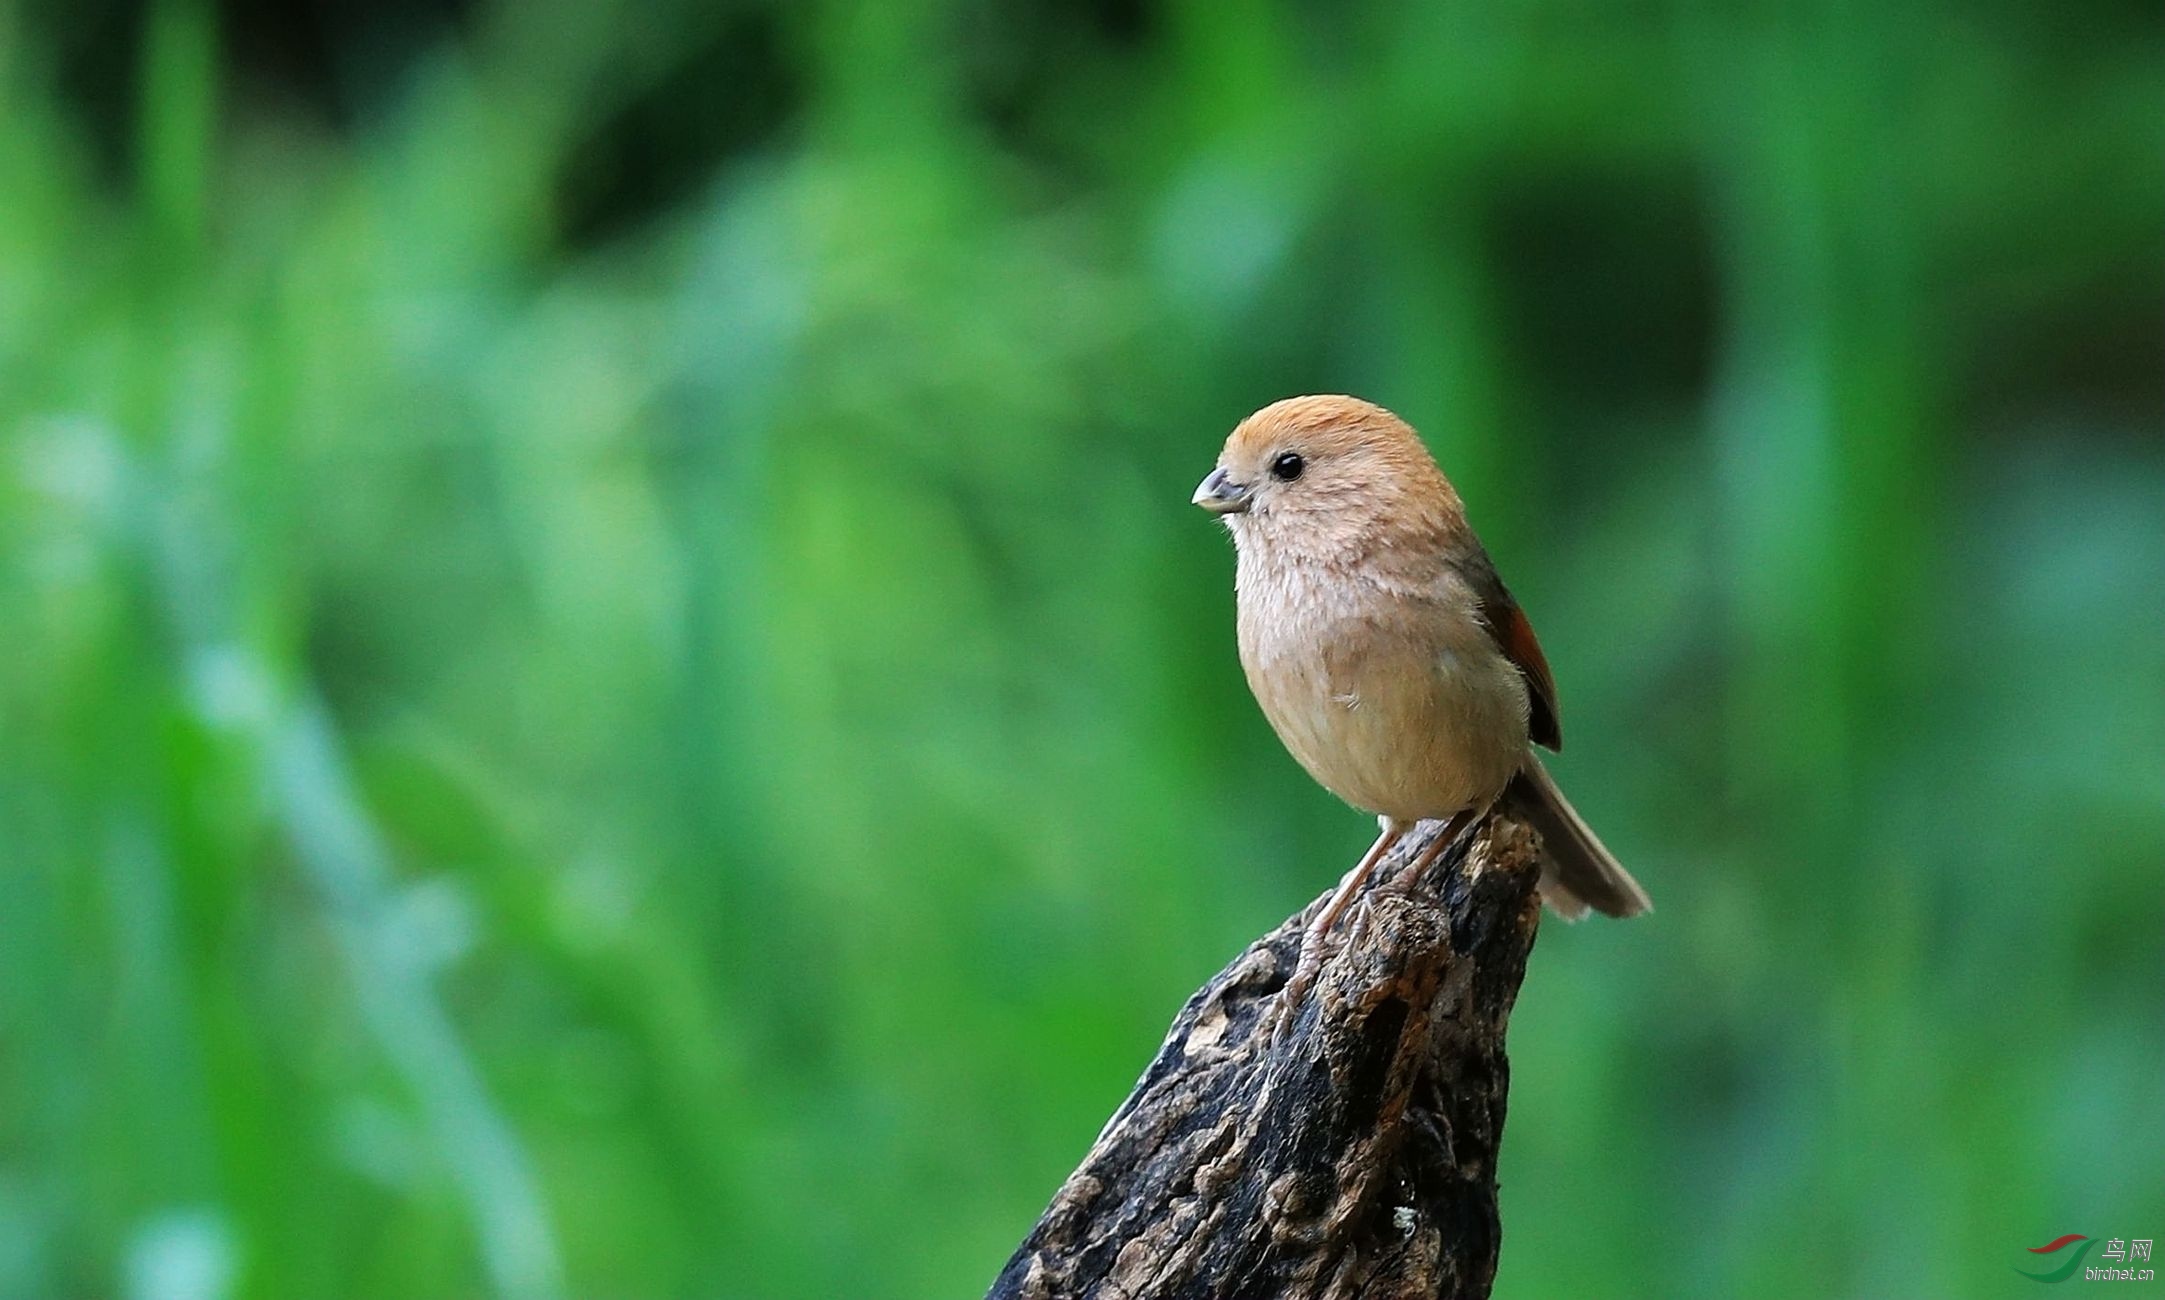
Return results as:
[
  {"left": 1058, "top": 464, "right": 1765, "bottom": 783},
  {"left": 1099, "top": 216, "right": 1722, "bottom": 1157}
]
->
[{"left": 1192, "top": 467, "right": 1253, "bottom": 514}]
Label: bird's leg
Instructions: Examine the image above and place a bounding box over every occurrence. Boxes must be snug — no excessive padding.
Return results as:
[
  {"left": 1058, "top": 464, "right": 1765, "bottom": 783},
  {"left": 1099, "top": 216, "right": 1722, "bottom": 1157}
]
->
[
  {"left": 1267, "top": 819, "right": 1407, "bottom": 1041},
  {"left": 1385, "top": 806, "right": 1482, "bottom": 893},
  {"left": 1307, "top": 819, "right": 1407, "bottom": 941}
]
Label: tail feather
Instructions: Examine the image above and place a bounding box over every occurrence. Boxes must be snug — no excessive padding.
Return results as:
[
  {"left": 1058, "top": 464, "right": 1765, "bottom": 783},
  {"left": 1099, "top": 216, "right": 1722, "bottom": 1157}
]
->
[{"left": 1503, "top": 758, "right": 1652, "bottom": 921}]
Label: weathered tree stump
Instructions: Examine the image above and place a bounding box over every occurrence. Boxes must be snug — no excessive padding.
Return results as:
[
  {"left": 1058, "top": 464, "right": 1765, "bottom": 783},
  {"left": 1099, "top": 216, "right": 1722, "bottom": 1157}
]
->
[{"left": 987, "top": 816, "right": 1545, "bottom": 1300}]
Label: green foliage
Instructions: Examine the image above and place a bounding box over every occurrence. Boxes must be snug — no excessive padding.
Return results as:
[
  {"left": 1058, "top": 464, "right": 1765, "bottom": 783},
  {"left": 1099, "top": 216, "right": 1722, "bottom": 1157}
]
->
[{"left": 1, "top": 0, "right": 2160, "bottom": 1296}]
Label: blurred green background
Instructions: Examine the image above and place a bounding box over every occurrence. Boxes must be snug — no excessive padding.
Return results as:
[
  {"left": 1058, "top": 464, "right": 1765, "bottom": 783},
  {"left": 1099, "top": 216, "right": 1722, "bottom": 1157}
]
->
[{"left": 2, "top": 0, "right": 2161, "bottom": 1296}]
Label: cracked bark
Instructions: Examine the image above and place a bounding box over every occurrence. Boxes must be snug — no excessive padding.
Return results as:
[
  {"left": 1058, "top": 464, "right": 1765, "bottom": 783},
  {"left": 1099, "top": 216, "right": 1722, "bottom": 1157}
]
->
[{"left": 986, "top": 816, "right": 1544, "bottom": 1300}]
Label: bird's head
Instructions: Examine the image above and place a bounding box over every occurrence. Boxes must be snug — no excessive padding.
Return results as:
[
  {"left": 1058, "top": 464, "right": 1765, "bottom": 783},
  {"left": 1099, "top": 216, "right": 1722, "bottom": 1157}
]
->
[{"left": 1193, "top": 396, "right": 1461, "bottom": 552}]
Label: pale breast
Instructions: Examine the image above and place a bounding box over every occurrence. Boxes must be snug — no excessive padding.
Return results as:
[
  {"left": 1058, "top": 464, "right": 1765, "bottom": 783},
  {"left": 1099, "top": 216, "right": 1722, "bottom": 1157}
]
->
[{"left": 1235, "top": 557, "right": 1530, "bottom": 822}]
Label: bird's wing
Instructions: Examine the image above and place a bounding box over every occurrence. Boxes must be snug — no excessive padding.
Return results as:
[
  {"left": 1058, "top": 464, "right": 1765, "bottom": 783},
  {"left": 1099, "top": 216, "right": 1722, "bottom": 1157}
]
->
[{"left": 1466, "top": 554, "right": 1562, "bottom": 750}]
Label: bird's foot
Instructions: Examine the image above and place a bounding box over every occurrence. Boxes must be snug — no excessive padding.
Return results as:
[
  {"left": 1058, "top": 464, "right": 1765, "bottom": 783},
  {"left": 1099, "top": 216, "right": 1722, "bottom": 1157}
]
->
[
  {"left": 1264, "top": 937, "right": 1322, "bottom": 1046},
  {"left": 1385, "top": 809, "right": 1480, "bottom": 894},
  {"left": 1266, "top": 889, "right": 1392, "bottom": 1045}
]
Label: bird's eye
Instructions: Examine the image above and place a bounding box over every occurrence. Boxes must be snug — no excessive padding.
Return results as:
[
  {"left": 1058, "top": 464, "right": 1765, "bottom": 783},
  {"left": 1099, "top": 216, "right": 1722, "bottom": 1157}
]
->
[{"left": 1269, "top": 452, "right": 1305, "bottom": 482}]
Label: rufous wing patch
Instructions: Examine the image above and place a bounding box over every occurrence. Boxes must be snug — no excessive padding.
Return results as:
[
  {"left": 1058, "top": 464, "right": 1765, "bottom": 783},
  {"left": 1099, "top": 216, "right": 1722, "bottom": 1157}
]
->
[{"left": 1487, "top": 597, "right": 1561, "bottom": 750}]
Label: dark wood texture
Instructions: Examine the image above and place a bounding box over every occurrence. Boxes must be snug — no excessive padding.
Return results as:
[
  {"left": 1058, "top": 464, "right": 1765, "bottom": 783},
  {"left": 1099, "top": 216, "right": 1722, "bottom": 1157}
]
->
[{"left": 987, "top": 816, "right": 1544, "bottom": 1300}]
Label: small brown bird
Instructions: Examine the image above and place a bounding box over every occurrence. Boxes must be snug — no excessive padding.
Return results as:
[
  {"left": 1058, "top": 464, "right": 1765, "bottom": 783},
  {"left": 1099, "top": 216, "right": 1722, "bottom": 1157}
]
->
[{"left": 1194, "top": 396, "right": 1649, "bottom": 981}]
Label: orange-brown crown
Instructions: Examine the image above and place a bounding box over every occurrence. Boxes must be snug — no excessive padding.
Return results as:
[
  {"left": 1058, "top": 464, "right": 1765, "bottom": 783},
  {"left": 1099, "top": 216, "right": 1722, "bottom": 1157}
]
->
[{"left": 1209, "top": 396, "right": 1463, "bottom": 547}]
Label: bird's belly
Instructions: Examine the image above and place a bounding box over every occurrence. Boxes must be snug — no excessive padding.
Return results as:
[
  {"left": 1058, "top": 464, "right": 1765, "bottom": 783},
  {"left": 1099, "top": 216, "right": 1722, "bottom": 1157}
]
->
[{"left": 1246, "top": 628, "right": 1528, "bottom": 823}]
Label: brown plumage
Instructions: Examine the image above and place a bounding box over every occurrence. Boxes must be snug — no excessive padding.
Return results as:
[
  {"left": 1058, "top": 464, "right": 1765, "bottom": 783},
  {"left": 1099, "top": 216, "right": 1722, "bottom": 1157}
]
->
[{"left": 1193, "top": 396, "right": 1650, "bottom": 956}]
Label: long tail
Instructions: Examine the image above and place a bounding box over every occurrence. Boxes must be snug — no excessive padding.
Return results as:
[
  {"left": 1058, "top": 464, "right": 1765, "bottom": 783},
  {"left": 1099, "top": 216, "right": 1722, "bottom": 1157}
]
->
[{"left": 1502, "top": 757, "right": 1652, "bottom": 921}]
